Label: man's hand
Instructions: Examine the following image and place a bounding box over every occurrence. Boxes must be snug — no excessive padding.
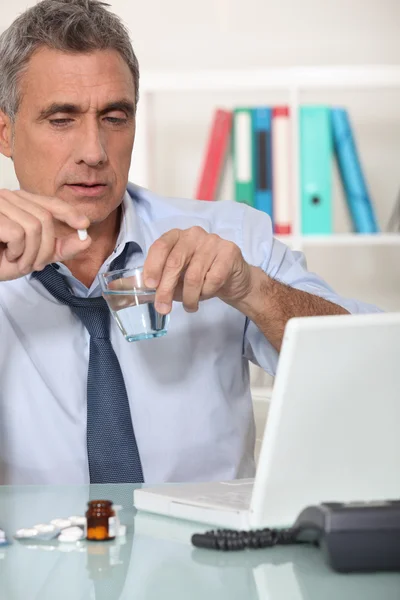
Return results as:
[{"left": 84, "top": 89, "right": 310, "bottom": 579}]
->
[
  {"left": 143, "top": 227, "right": 253, "bottom": 314},
  {"left": 0, "top": 189, "right": 91, "bottom": 282},
  {"left": 143, "top": 226, "right": 349, "bottom": 352}
]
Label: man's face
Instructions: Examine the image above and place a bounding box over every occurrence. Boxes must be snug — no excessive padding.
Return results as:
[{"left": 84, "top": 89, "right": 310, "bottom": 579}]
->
[{"left": 10, "top": 47, "right": 136, "bottom": 224}]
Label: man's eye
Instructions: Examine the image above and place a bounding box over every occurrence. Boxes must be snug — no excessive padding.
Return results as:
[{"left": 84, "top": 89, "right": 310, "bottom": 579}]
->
[
  {"left": 105, "top": 117, "right": 127, "bottom": 125},
  {"left": 49, "top": 118, "right": 73, "bottom": 127}
]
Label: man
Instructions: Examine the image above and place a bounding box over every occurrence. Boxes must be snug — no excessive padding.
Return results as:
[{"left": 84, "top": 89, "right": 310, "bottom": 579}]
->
[{"left": 0, "top": 0, "right": 381, "bottom": 486}]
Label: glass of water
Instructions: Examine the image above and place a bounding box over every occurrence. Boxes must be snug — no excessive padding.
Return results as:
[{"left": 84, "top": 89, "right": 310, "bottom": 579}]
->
[{"left": 99, "top": 267, "right": 169, "bottom": 342}]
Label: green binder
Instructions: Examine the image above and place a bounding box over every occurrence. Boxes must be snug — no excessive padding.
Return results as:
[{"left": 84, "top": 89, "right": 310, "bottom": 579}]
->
[
  {"left": 233, "top": 107, "right": 255, "bottom": 207},
  {"left": 299, "top": 106, "right": 333, "bottom": 234}
]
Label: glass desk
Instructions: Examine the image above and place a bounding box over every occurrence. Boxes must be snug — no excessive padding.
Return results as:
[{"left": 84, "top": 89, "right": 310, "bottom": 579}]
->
[{"left": 0, "top": 484, "right": 398, "bottom": 600}]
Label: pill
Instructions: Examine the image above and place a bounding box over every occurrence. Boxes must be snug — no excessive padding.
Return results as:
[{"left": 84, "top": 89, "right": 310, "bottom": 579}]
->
[
  {"left": 15, "top": 528, "right": 38, "bottom": 538},
  {"left": 50, "top": 518, "right": 72, "bottom": 530},
  {"left": 77, "top": 229, "right": 88, "bottom": 241},
  {"left": 68, "top": 516, "right": 87, "bottom": 527},
  {"left": 58, "top": 535, "right": 79, "bottom": 543},
  {"left": 60, "top": 526, "right": 84, "bottom": 538},
  {"left": 33, "top": 524, "right": 57, "bottom": 534},
  {"left": 58, "top": 529, "right": 84, "bottom": 543}
]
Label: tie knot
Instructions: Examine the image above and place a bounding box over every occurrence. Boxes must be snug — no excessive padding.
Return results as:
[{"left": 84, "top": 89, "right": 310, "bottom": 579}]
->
[{"left": 70, "top": 301, "right": 111, "bottom": 339}]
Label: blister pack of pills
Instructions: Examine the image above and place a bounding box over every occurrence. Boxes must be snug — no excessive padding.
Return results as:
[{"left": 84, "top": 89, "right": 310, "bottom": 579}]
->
[
  {"left": 14, "top": 515, "right": 87, "bottom": 544},
  {"left": 14, "top": 510, "right": 125, "bottom": 546}
]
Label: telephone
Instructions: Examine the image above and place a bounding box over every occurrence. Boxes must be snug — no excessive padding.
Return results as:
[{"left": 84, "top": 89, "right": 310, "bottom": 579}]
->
[{"left": 192, "top": 500, "right": 400, "bottom": 573}]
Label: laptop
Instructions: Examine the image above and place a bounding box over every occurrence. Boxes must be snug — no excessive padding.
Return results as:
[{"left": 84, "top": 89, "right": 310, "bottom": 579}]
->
[{"left": 133, "top": 312, "right": 400, "bottom": 529}]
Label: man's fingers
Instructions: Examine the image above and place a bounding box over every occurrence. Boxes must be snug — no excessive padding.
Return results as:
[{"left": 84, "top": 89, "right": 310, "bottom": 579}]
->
[
  {"left": 1, "top": 190, "right": 56, "bottom": 270},
  {"left": 154, "top": 242, "right": 194, "bottom": 313},
  {"left": 0, "top": 214, "right": 26, "bottom": 265},
  {"left": 0, "top": 195, "right": 45, "bottom": 273},
  {"left": 143, "top": 229, "right": 181, "bottom": 288},
  {"left": 202, "top": 252, "right": 234, "bottom": 299},
  {"left": 153, "top": 229, "right": 207, "bottom": 313},
  {"left": 14, "top": 190, "right": 90, "bottom": 230},
  {"left": 144, "top": 227, "right": 208, "bottom": 314},
  {"left": 0, "top": 189, "right": 91, "bottom": 281},
  {"left": 54, "top": 231, "right": 92, "bottom": 262},
  {"left": 181, "top": 236, "right": 220, "bottom": 312}
]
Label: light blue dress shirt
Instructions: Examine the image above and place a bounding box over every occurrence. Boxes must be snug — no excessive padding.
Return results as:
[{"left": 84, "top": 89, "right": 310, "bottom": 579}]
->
[{"left": 0, "top": 183, "right": 382, "bottom": 485}]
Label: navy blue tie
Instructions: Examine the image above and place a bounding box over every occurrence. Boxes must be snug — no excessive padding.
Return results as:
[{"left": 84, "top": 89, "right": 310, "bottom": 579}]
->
[{"left": 33, "top": 244, "right": 144, "bottom": 483}]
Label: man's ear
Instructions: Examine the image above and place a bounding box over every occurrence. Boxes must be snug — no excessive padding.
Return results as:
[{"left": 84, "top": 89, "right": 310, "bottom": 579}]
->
[{"left": 0, "top": 110, "right": 13, "bottom": 158}]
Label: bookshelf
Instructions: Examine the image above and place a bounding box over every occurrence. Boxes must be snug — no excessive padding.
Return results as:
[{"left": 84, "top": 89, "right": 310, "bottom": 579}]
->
[
  {"left": 276, "top": 233, "right": 400, "bottom": 251},
  {"left": 129, "top": 64, "right": 400, "bottom": 251}
]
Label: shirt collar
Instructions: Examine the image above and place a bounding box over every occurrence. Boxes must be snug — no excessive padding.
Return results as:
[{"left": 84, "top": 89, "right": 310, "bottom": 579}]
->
[{"left": 113, "top": 188, "right": 146, "bottom": 257}]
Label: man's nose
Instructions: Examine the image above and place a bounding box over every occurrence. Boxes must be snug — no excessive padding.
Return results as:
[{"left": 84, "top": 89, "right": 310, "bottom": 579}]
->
[{"left": 74, "top": 121, "right": 108, "bottom": 167}]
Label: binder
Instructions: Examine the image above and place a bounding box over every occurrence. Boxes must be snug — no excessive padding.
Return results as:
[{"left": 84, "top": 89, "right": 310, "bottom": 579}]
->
[
  {"left": 299, "top": 106, "right": 333, "bottom": 235},
  {"left": 195, "top": 109, "right": 233, "bottom": 201},
  {"left": 253, "top": 107, "right": 273, "bottom": 222},
  {"left": 233, "top": 107, "right": 255, "bottom": 207},
  {"left": 272, "top": 106, "right": 291, "bottom": 234},
  {"left": 331, "top": 108, "right": 379, "bottom": 233}
]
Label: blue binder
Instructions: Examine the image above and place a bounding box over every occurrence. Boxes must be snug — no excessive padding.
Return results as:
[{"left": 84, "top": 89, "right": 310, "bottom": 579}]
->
[
  {"left": 253, "top": 107, "right": 273, "bottom": 221},
  {"left": 331, "top": 108, "right": 379, "bottom": 233},
  {"left": 299, "top": 106, "right": 333, "bottom": 235}
]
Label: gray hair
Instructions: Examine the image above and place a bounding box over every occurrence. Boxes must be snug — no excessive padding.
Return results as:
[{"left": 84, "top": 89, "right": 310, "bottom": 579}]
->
[{"left": 0, "top": 0, "right": 140, "bottom": 122}]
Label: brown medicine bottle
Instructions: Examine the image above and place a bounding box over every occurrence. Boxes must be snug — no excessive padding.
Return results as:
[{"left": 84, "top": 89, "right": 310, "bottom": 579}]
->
[{"left": 86, "top": 500, "right": 116, "bottom": 541}]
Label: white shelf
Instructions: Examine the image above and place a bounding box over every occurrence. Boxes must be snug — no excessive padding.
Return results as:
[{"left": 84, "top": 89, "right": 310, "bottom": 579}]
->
[
  {"left": 140, "top": 65, "right": 400, "bottom": 93},
  {"left": 276, "top": 233, "right": 400, "bottom": 247}
]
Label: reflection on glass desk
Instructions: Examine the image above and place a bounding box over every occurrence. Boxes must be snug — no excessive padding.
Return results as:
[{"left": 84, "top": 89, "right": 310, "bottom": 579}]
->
[{"left": 0, "top": 484, "right": 399, "bottom": 600}]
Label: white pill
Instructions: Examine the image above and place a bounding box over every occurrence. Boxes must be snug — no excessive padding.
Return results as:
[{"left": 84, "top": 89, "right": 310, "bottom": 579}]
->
[
  {"left": 15, "top": 528, "right": 38, "bottom": 538},
  {"left": 77, "top": 229, "right": 88, "bottom": 241},
  {"left": 58, "top": 533, "right": 83, "bottom": 544},
  {"left": 117, "top": 524, "right": 127, "bottom": 538},
  {"left": 61, "top": 526, "right": 83, "bottom": 538},
  {"left": 50, "top": 518, "right": 71, "bottom": 530},
  {"left": 68, "top": 516, "right": 87, "bottom": 527},
  {"left": 34, "top": 524, "right": 56, "bottom": 534}
]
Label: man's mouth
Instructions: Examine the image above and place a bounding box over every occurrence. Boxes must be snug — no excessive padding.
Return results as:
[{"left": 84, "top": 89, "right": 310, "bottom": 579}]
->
[{"left": 65, "top": 183, "right": 108, "bottom": 196}]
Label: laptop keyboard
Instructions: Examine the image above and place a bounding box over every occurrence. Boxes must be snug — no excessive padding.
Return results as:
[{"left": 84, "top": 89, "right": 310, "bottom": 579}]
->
[{"left": 186, "top": 485, "right": 253, "bottom": 511}]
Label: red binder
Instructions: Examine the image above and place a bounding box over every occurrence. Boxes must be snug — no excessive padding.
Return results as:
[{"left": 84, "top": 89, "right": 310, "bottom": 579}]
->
[
  {"left": 195, "top": 109, "right": 233, "bottom": 201},
  {"left": 272, "top": 106, "right": 292, "bottom": 235}
]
